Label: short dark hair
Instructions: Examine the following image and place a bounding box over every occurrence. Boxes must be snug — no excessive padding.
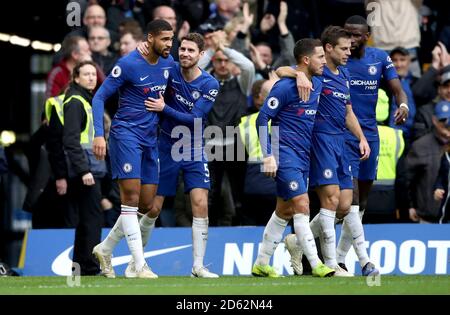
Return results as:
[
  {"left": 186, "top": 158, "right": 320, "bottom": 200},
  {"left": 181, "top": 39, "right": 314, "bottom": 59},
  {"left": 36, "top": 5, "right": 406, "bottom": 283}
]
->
[
  {"left": 293, "top": 38, "right": 322, "bottom": 63},
  {"left": 345, "top": 15, "right": 369, "bottom": 32},
  {"left": 345, "top": 15, "right": 368, "bottom": 27},
  {"left": 252, "top": 79, "right": 266, "bottom": 98},
  {"left": 72, "top": 60, "right": 97, "bottom": 82},
  {"left": 120, "top": 19, "right": 144, "bottom": 41},
  {"left": 61, "top": 36, "right": 86, "bottom": 60},
  {"left": 181, "top": 33, "right": 205, "bottom": 51},
  {"left": 146, "top": 19, "right": 173, "bottom": 36},
  {"left": 321, "top": 25, "right": 350, "bottom": 47},
  {"left": 390, "top": 46, "right": 409, "bottom": 57}
]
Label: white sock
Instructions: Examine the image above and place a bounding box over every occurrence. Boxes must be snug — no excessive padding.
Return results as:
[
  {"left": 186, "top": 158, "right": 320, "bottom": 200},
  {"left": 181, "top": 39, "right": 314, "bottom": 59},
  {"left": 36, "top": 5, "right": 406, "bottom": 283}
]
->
[
  {"left": 344, "top": 206, "right": 370, "bottom": 267},
  {"left": 121, "top": 205, "right": 145, "bottom": 270},
  {"left": 336, "top": 205, "right": 358, "bottom": 264},
  {"left": 293, "top": 213, "right": 320, "bottom": 268},
  {"left": 255, "top": 212, "right": 288, "bottom": 266},
  {"left": 359, "top": 208, "right": 365, "bottom": 221},
  {"left": 319, "top": 208, "right": 337, "bottom": 268},
  {"left": 140, "top": 214, "right": 157, "bottom": 248},
  {"left": 100, "top": 216, "right": 124, "bottom": 255},
  {"left": 309, "top": 213, "right": 320, "bottom": 238},
  {"left": 192, "top": 217, "right": 209, "bottom": 268}
]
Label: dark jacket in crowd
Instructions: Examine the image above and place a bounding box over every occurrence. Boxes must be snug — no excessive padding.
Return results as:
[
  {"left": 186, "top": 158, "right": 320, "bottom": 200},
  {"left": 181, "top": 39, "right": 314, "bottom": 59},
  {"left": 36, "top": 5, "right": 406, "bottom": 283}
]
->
[
  {"left": 412, "top": 66, "right": 440, "bottom": 106},
  {"left": 434, "top": 151, "right": 450, "bottom": 223},
  {"left": 63, "top": 83, "right": 98, "bottom": 178},
  {"left": 406, "top": 129, "right": 447, "bottom": 221},
  {"left": 47, "top": 106, "right": 68, "bottom": 180},
  {"left": 411, "top": 101, "right": 436, "bottom": 141}
]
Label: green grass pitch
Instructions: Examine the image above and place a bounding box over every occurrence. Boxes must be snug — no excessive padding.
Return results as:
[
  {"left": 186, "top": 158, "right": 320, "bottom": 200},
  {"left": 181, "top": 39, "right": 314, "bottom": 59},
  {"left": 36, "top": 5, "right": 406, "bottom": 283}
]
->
[{"left": 0, "top": 275, "right": 449, "bottom": 295}]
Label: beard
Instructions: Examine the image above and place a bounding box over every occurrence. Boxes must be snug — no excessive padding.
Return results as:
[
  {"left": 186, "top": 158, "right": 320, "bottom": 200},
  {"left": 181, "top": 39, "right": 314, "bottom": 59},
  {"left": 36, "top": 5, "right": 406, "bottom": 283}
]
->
[
  {"left": 180, "top": 59, "right": 198, "bottom": 70},
  {"left": 153, "top": 44, "right": 170, "bottom": 57}
]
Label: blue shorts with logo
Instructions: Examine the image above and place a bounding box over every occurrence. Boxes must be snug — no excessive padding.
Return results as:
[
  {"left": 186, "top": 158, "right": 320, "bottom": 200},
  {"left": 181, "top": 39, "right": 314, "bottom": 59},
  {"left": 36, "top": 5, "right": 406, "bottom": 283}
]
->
[
  {"left": 309, "top": 133, "right": 353, "bottom": 190},
  {"left": 345, "top": 139, "right": 379, "bottom": 181},
  {"left": 109, "top": 134, "right": 159, "bottom": 185},
  {"left": 157, "top": 138, "right": 210, "bottom": 196},
  {"left": 275, "top": 147, "right": 309, "bottom": 201}
]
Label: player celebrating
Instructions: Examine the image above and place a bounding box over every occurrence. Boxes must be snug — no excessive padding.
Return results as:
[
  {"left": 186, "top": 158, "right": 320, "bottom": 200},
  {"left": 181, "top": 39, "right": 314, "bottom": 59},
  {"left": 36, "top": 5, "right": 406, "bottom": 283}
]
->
[
  {"left": 91, "top": 20, "right": 175, "bottom": 279},
  {"left": 278, "top": 26, "right": 370, "bottom": 277},
  {"left": 335, "top": 16, "right": 408, "bottom": 275},
  {"left": 251, "top": 38, "right": 335, "bottom": 278},
  {"left": 287, "top": 16, "right": 408, "bottom": 276},
  {"left": 125, "top": 33, "right": 220, "bottom": 278}
]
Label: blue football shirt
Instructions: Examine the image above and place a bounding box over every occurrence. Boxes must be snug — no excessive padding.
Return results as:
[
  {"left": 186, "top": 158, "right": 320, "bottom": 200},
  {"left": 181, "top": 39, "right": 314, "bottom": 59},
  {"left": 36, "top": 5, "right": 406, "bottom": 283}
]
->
[
  {"left": 345, "top": 47, "right": 398, "bottom": 141},
  {"left": 259, "top": 77, "right": 322, "bottom": 163},
  {"left": 314, "top": 66, "right": 351, "bottom": 135},
  {"left": 92, "top": 50, "right": 175, "bottom": 146},
  {"left": 159, "top": 62, "right": 219, "bottom": 147}
]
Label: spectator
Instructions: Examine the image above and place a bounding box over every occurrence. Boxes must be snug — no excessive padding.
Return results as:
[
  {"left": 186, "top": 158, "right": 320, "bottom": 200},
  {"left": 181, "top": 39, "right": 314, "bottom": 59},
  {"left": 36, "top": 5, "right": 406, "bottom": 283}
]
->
[
  {"left": 366, "top": 89, "right": 405, "bottom": 223},
  {"left": 46, "top": 36, "right": 91, "bottom": 98},
  {"left": 388, "top": 47, "right": 418, "bottom": 143},
  {"left": 223, "top": 2, "right": 253, "bottom": 58},
  {"left": 406, "top": 100, "right": 450, "bottom": 223},
  {"left": 413, "top": 65, "right": 450, "bottom": 141},
  {"left": 198, "top": 30, "right": 227, "bottom": 70},
  {"left": 40, "top": 93, "right": 72, "bottom": 228},
  {"left": 88, "top": 26, "right": 118, "bottom": 74},
  {"left": 433, "top": 149, "right": 450, "bottom": 224},
  {"left": 152, "top": 5, "right": 190, "bottom": 60},
  {"left": 368, "top": 0, "right": 422, "bottom": 77},
  {"left": 204, "top": 0, "right": 241, "bottom": 31},
  {"left": 67, "top": 4, "right": 107, "bottom": 40},
  {"left": 247, "top": 79, "right": 265, "bottom": 114},
  {"left": 203, "top": 33, "right": 255, "bottom": 226},
  {"left": 119, "top": 28, "right": 143, "bottom": 56},
  {"left": 252, "top": 0, "right": 320, "bottom": 56},
  {"left": 249, "top": 2, "right": 296, "bottom": 80},
  {"left": 413, "top": 42, "right": 450, "bottom": 106},
  {"left": 418, "top": 4, "right": 437, "bottom": 66},
  {"left": 238, "top": 78, "right": 278, "bottom": 225},
  {"left": 63, "top": 60, "right": 106, "bottom": 275}
]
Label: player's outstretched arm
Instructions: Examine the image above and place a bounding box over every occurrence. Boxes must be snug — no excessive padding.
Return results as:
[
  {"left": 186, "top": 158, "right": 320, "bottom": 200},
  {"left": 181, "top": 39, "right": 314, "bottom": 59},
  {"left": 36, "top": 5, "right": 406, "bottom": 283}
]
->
[
  {"left": 145, "top": 82, "right": 218, "bottom": 127},
  {"left": 345, "top": 105, "right": 370, "bottom": 160}
]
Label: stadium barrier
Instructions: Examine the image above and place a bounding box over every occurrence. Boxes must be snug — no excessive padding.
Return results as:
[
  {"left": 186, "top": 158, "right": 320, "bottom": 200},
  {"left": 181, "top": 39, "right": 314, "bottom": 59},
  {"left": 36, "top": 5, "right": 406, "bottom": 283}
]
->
[{"left": 21, "top": 224, "right": 449, "bottom": 276}]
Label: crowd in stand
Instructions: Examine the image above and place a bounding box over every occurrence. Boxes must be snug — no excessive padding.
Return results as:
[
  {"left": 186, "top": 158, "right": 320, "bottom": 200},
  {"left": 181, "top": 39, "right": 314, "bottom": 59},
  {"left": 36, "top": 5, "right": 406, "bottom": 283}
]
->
[{"left": 19, "top": 0, "right": 450, "bottom": 229}]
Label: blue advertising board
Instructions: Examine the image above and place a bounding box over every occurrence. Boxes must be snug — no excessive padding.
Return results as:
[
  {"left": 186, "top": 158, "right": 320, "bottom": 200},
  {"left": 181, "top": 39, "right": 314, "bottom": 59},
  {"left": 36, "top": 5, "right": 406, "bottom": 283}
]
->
[{"left": 22, "top": 225, "right": 449, "bottom": 276}]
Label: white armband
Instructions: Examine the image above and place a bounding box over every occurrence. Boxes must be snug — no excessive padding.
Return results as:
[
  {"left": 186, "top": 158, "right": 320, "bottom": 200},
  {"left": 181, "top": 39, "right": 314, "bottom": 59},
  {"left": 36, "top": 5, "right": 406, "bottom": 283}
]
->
[{"left": 399, "top": 103, "right": 409, "bottom": 111}]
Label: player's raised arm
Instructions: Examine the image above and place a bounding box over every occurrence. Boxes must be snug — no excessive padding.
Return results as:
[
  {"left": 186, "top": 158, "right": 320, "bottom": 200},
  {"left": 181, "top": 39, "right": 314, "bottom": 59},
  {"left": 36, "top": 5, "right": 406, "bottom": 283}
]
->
[{"left": 92, "top": 60, "right": 128, "bottom": 160}]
